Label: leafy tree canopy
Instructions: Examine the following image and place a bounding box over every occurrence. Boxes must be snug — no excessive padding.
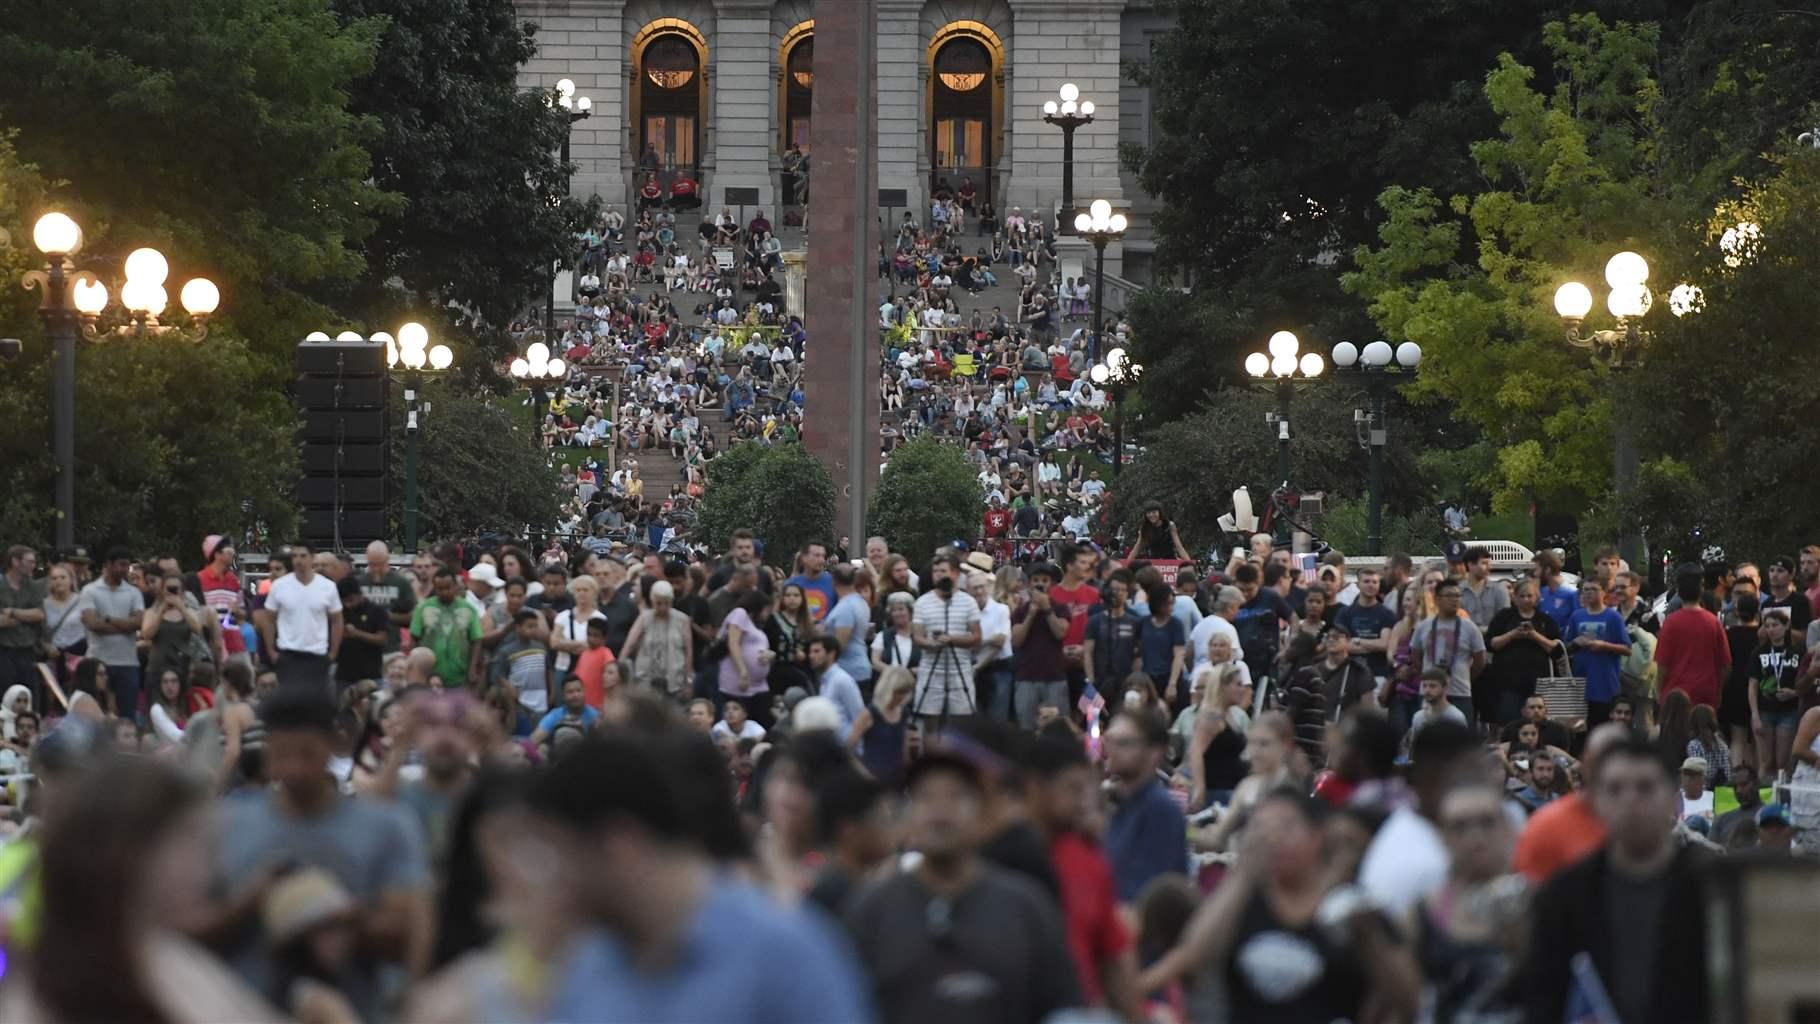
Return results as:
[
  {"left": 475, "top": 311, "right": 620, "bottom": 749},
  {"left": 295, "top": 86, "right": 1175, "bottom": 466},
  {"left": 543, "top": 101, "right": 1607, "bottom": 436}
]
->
[
  {"left": 332, "top": 0, "right": 591, "bottom": 346},
  {"left": 695, "top": 444, "right": 836, "bottom": 568},
  {"left": 389, "top": 380, "right": 563, "bottom": 542},
  {"left": 867, "top": 439, "right": 985, "bottom": 565}
]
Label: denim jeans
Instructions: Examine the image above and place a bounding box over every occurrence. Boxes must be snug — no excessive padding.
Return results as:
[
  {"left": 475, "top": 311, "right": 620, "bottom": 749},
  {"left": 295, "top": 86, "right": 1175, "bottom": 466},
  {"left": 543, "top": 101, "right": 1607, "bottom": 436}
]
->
[
  {"left": 107, "top": 662, "right": 143, "bottom": 724},
  {"left": 978, "top": 665, "right": 1014, "bottom": 724}
]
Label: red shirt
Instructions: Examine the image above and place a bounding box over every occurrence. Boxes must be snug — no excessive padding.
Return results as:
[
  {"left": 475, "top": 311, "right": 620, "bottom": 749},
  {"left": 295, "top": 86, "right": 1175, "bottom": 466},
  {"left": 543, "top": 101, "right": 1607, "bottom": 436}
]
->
[
  {"left": 1051, "top": 832, "right": 1132, "bottom": 1006},
  {"left": 1049, "top": 580, "right": 1102, "bottom": 648},
  {"left": 672, "top": 177, "right": 697, "bottom": 196},
  {"left": 983, "top": 508, "right": 1010, "bottom": 538},
  {"left": 1655, "top": 605, "right": 1730, "bottom": 709}
]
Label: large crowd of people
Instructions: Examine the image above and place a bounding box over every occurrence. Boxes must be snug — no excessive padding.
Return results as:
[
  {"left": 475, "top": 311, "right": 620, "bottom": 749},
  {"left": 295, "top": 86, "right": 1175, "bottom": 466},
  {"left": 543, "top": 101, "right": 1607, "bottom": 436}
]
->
[{"left": 0, "top": 518, "right": 1809, "bottom": 1022}]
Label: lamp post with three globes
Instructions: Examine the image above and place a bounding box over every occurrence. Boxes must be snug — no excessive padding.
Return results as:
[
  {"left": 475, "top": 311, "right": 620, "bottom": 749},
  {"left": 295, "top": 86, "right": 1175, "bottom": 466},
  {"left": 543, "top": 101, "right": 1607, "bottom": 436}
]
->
[
  {"left": 1245, "top": 331, "right": 1325, "bottom": 546},
  {"left": 511, "top": 342, "right": 567, "bottom": 434},
  {"left": 1088, "top": 347, "right": 1141, "bottom": 477},
  {"left": 1551, "top": 249, "right": 1704, "bottom": 569},
  {"left": 22, "top": 212, "right": 221, "bottom": 548},
  {"left": 1330, "top": 340, "right": 1422, "bottom": 556},
  {"left": 1074, "top": 200, "right": 1127, "bottom": 364},
  {"left": 1041, "top": 83, "right": 1095, "bottom": 234}
]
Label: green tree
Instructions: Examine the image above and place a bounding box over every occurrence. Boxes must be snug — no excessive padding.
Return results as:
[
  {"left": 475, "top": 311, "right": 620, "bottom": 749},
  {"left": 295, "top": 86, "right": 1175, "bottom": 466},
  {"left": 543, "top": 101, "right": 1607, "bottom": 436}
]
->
[
  {"left": 694, "top": 444, "right": 836, "bottom": 568},
  {"left": 1344, "top": 16, "right": 1686, "bottom": 516},
  {"left": 1107, "top": 387, "right": 1426, "bottom": 554},
  {"left": 331, "top": 0, "right": 590, "bottom": 343},
  {"left": 867, "top": 439, "right": 984, "bottom": 564},
  {"left": 389, "top": 379, "right": 563, "bottom": 542},
  {"left": 0, "top": 0, "right": 390, "bottom": 354}
]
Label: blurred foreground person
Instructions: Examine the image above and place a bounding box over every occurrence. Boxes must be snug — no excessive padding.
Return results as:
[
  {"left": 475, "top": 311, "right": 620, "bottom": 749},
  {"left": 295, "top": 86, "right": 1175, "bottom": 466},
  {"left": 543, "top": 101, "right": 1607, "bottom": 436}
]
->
[
  {"left": 845, "top": 744, "right": 1082, "bottom": 1024},
  {"left": 522, "top": 729, "right": 872, "bottom": 1021},
  {"left": 1, "top": 754, "right": 357, "bottom": 1023},
  {"left": 1523, "top": 735, "right": 1710, "bottom": 1024}
]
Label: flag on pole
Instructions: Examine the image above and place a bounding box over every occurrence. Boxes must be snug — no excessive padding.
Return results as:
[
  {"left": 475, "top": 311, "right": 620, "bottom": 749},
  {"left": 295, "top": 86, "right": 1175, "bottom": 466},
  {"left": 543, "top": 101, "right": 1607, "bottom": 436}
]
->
[{"left": 1079, "top": 683, "right": 1106, "bottom": 761}]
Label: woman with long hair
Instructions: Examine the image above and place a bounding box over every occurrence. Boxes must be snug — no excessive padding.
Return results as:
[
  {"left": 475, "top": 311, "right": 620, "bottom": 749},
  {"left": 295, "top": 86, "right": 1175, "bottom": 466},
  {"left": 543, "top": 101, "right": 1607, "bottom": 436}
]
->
[
  {"left": 1656, "top": 689, "right": 1695, "bottom": 772},
  {"left": 1188, "top": 663, "right": 1252, "bottom": 811},
  {"left": 1686, "top": 704, "right": 1732, "bottom": 787},
  {"left": 1198, "top": 711, "right": 1300, "bottom": 853},
  {"left": 1749, "top": 608, "right": 1804, "bottom": 779},
  {"left": 846, "top": 665, "right": 915, "bottom": 789},
  {"left": 1128, "top": 502, "right": 1192, "bottom": 562},
  {"left": 1378, "top": 581, "right": 1428, "bottom": 736},
  {"left": 148, "top": 667, "right": 191, "bottom": 746},
  {"left": 8, "top": 757, "right": 292, "bottom": 1022},
  {"left": 872, "top": 555, "right": 915, "bottom": 631},
  {"left": 216, "top": 660, "right": 265, "bottom": 792}
]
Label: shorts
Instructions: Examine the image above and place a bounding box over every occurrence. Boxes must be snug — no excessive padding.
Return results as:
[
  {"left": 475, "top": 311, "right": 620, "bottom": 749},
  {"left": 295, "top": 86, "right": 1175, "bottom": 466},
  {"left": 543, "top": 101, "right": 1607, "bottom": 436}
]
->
[{"left": 1763, "top": 706, "right": 1803, "bottom": 730}]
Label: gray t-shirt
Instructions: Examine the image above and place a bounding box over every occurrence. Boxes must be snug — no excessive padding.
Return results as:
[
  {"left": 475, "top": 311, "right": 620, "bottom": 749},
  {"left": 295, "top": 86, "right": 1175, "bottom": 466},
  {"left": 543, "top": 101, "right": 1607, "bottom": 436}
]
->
[
  {"left": 76, "top": 578, "right": 146, "bottom": 666},
  {"left": 1411, "top": 615, "right": 1486, "bottom": 698},
  {"left": 216, "top": 791, "right": 428, "bottom": 1020}
]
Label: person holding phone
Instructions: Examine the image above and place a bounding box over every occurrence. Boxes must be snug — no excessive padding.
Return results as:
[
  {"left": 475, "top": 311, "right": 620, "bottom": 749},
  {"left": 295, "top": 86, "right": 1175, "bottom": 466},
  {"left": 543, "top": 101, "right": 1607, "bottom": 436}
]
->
[
  {"left": 140, "top": 576, "right": 203, "bottom": 715},
  {"left": 1485, "top": 579, "right": 1565, "bottom": 724}
]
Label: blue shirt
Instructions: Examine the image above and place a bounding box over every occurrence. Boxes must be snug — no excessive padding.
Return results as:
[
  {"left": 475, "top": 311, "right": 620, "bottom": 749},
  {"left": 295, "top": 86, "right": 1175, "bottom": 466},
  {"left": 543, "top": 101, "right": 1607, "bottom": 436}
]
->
[
  {"left": 1138, "top": 613, "right": 1186, "bottom": 684},
  {"left": 1567, "top": 606, "right": 1630, "bottom": 703},
  {"left": 823, "top": 592, "right": 873, "bottom": 680},
  {"left": 1105, "top": 778, "right": 1188, "bottom": 902},
  {"left": 538, "top": 705, "right": 602, "bottom": 734},
  {"left": 785, "top": 571, "right": 836, "bottom": 622},
  {"left": 819, "top": 663, "right": 865, "bottom": 738},
  {"left": 545, "top": 874, "right": 873, "bottom": 1023},
  {"left": 1539, "top": 585, "right": 1580, "bottom": 635}
]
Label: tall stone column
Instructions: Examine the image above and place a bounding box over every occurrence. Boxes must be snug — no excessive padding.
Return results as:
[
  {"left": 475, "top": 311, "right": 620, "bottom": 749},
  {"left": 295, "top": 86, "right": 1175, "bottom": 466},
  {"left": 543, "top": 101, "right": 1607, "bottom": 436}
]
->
[
  {"left": 805, "top": 0, "right": 879, "bottom": 545},
  {"left": 781, "top": 248, "right": 807, "bottom": 317},
  {"left": 876, "top": 0, "right": 924, "bottom": 216},
  {"left": 710, "top": 1, "right": 775, "bottom": 209}
]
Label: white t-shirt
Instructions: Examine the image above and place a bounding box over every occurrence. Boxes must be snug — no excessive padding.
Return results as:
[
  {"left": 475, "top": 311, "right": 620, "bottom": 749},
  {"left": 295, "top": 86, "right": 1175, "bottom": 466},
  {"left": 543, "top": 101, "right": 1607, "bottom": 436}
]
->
[
  {"left": 711, "top": 719, "right": 767, "bottom": 742},
  {"left": 1359, "top": 805, "right": 1449, "bottom": 918},
  {"left": 977, "top": 598, "right": 1013, "bottom": 664},
  {"left": 551, "top": 607, "right": 607, "bottom": 674},
  {"left": 1681, "top": 789, "right": 1714, "bottom": 820},
  {"left": 264, "top": 572, "right": 341, "bottom": 655},
  {"left": 1189, "top": 614, "right": 1243, "bottom": 672}
]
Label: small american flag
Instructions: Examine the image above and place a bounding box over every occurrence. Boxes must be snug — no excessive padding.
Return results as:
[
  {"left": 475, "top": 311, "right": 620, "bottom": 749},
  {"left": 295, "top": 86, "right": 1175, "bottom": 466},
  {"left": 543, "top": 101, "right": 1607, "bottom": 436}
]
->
[{"left": 1078, "top": 683, "right": 1106, "bottom": 725}]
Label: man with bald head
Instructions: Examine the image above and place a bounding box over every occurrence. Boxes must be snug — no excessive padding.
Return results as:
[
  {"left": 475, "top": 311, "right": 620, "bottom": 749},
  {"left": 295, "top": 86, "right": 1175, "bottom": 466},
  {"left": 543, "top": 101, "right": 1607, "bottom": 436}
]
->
[
  {"left": 358, "top": 540, "right": 417, "bottom": 651},
  {"left": 1513, "top": 722, "right": 1628, "bottom": 881}
]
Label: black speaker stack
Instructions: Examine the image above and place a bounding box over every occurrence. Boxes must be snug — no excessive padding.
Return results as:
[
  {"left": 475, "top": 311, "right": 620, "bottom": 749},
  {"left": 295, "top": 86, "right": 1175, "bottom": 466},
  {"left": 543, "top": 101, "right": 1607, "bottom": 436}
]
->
[{"left": 295, "top": 337, "right": 390, "bottom": 549}]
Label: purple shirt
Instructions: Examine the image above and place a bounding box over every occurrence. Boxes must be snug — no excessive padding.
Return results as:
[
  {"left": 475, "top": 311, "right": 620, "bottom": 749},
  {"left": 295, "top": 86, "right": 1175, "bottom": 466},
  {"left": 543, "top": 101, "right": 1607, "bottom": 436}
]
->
[{"left": 717, "top": 607, "right": 771, "bottom": 697}]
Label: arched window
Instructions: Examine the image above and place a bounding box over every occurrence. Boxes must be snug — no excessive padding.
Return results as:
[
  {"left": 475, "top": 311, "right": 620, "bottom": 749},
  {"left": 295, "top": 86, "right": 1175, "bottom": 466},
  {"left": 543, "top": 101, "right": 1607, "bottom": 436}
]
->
[
  {"left": 931, "top": 37, "right": 994, "bottom": 193},
  {"left": 638, "top": 33, "right": 701, "bottom": 169},
  {"left": 784, "top": 35, "right": 813, "bottom": 153}
]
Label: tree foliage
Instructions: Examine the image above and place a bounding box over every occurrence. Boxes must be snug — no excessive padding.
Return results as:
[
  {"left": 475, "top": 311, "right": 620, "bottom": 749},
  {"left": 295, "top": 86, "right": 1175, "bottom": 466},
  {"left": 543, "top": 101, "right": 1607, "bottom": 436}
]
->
[
  {"left": 694, "top": 444, "right": 836, "bottom": 568},
  {"left": 389, "top": 380, "right": 563, "bottom": 542},
  {"left": 332, "top": 0, "right": 589, "bottom": 344},
  {"left": 867, "top": 439, "right": 984, "bottom": 564},
  {"left": 1107, "top": 387, "right": 1426, "bottom": 554}
]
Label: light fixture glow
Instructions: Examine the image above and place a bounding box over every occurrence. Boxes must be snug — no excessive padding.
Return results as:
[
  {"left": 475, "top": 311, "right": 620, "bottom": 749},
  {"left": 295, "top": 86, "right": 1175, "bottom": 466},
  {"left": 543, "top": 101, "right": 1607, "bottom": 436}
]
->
[
  {"left": 511, "top": 358, "right": 529, "bottom": 377},
  {"left": 1607, "top": 283, "right": 1652, "bottom": 320},
  {"left": 1074, "top": 213, "right": 1093, "bottom": 232},
  {"left": 72, "top": 278, "right": 108, "bottom": 316},
  {"left": 1271, "top": 354, "right": 1296, "bottom": 377},
  {"left": 397, "top": 321, "right": 429, "bottom": 350},
  {"left": 1059, "top": 83, "right": 1079, "bottom": 103},
  {"left": 1043, "top": 99, "right": 1058, "bottom": 115},
  {"left": 1245, "top": 352, "right": 1270, "bottom": 377},
  {"left": 124, "top": 247, "right": 169, "bottom": 286},
  {"left": 305, "top": 331, "right": 331, "bottom": 341},
  {"left": 1553, "top": 282, "right": 1594, "bottom": 320},
  {"left": 1604, "top": 251, "right": 1649, "bottom": 290},
  {"left": 429, "top": 344, "right": 453, "bottom": 370},
  {"left": 556, "top": 78, "right": 575, "bottom": 97},
  {"left": 1079, "top": 101, "right": 1095, "bottom": 116},
  {"left": 32, "top": 212, "right": 80, "bottom": 256},
  {"left": 1299, "top": 352, "right": 1324, "bottom": 377},
  {"left": 1668, "top": 283, "right": 1704, "bottom": 318},
  {"left": 548, "top": 357, "right": 566, "bottom": 377},
  {"left": 1090, "top": 364, "right": 1109, "bottom": 384},
  {"left": 179, "top": 278, "right": 219, "bottom": 315},
  {"left": 336, "top": 331, "right": 364, "bottom": 342},
  {"left": 527, "top": 342, "right": 550, "bottom": 365},
  {"left": 1108, "top": 213, "right": 1127, "bottom": 233},
  {"left": 1267, "top": 330, "right": 1299, "bottom": 359}
]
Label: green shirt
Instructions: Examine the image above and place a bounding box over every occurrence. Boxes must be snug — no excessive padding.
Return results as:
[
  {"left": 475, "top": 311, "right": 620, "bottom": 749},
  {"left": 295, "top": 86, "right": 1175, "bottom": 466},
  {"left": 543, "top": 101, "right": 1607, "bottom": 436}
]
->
[{"left": 410, "top": 598, "right": 482, "bottom": 686}]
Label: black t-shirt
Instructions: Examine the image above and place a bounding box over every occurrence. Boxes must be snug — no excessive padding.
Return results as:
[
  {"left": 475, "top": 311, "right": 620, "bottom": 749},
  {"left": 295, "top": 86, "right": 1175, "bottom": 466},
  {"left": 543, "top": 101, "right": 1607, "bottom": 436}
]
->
[
  {"left": 979, "top": 821, "right": 1061, "bottom": 900},
  {"left": 1234, "top": 589, "right": 1293, "bottom": 678},
  {"left": 1486, "top": 608, "right": 1563, "bottom": 703},
  {"left": 1763, "top": 590, "right": 1813, "bottom": 637},
  {"left": 336, "top": 601, "right": 391, "bottom": 683},
  {"left": 603, "top": 586, "right": 639, "bottom": 656},
  {"left": 526, "top": 591, "right": 575, "bottom": 621},
  {"left": 1333, "top": 600, "right": 1399, "bottom": 676}
]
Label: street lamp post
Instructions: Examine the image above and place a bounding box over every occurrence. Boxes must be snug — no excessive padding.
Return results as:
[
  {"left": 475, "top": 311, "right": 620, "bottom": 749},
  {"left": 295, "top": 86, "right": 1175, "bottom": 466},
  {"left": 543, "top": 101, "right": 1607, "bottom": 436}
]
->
[
  {"left": 383, "top": 322, "right": 454, "bottom": 554},
  {"left": 1041, "top": 83, "right": 1095, "bottom": 235},
  {"left": 1331, "top": 340, "right": 1422, "bottom": 556},
  {"left": 21, "top": 213, "right": 220, "bottom": 548},
  {"left": 1073, "top": 200, "right": 1127, "bottom": 364},
  {"left": 1088, "top": 346, "right": 1143, "bottom": 477},
  {"left": 548, "top": 78, "right": 593, "bottom": 342},
  {"left": 1245, "top": 331, "right": 1325, "bottom": 546},
  {"left": 511, "top": 342, "right": 567, "bottom": 434},
  {"left": 1551, "top": 250, "right": 1704, "bottom": 570}
]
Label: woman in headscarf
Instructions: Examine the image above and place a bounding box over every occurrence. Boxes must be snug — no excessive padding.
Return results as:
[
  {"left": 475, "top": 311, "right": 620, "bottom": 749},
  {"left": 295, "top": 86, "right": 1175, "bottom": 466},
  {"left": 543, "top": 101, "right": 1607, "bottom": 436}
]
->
[{"left": 1, "top": 684, "right": 32, "bottom": 741}]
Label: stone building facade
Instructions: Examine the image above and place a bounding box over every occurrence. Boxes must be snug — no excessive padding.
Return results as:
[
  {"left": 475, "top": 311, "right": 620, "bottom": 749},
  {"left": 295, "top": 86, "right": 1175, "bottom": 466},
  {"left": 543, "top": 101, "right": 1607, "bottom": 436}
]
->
[{"left": 516, "top": 0, "right": 1173, "bottom": 280}]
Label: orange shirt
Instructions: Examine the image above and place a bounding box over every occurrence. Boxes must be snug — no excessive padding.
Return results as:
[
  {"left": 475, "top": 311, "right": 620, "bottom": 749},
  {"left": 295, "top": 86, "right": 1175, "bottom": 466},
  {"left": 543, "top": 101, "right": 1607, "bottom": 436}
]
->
[
  {"left": 1513, "top": 791, "right": 1606, "bottom": 882},
  {"left": 574, "top": 646, "right": 617, "bottom": 710}
]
